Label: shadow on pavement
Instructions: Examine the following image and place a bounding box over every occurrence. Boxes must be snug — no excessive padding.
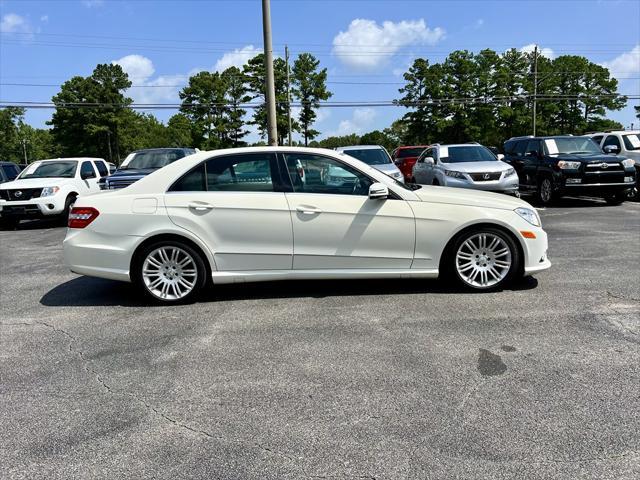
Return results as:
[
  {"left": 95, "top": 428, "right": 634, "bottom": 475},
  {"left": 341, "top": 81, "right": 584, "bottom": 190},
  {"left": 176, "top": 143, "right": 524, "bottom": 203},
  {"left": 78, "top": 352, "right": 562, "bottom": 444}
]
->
[{"left": 41, "top": 274, "right": 539, "bottom": 307}]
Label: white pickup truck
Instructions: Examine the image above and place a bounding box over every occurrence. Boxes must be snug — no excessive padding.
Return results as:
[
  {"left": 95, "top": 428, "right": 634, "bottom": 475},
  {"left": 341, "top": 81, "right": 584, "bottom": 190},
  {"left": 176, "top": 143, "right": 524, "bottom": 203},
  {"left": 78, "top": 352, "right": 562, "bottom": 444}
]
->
[{"left": 0, "top": 157, "right": 108, "bottom": 227}]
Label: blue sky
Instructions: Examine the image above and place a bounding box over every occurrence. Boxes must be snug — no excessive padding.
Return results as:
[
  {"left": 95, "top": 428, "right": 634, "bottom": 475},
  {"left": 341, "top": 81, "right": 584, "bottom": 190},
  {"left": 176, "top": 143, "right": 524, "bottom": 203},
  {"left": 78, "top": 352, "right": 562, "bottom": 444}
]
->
[{"left": 1, "top": 0, "right": 639, "bottom": 143}]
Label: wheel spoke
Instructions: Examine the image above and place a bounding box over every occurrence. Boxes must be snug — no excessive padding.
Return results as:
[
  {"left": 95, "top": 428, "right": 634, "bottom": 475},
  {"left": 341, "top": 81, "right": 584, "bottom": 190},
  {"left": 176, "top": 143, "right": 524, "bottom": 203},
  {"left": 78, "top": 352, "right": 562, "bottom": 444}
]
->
[{"left": 142, "top": 246, "right": 198, "bottom": 300}]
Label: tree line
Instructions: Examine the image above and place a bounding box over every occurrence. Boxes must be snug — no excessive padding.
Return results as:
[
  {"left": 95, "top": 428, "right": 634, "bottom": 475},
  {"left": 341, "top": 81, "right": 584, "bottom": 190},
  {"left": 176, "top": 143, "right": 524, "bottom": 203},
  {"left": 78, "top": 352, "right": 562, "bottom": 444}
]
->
[{"left": 1, "top": 48, "right": 637, "bottom": 164}]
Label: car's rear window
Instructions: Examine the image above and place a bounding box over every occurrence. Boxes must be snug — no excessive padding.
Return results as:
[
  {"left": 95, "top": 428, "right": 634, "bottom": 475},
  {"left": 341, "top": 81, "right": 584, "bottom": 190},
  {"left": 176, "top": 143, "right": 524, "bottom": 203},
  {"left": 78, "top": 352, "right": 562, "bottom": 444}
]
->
[
  {"left": 342, "top": 148, "right": 391, "bottom": 166},
  {"left": 397, "top": 147, "right": 426, "bottom": 158},
  {"left": 441, "top": 146, "right": 497, "bottom": 163}
]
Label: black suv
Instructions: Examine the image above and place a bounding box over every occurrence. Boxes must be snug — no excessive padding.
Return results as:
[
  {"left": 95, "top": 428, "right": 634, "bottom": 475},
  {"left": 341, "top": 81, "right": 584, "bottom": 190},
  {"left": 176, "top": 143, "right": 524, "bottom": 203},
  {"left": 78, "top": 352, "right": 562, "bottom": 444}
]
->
[
  {"left": 503, "top": 136, "right": 636, "bottom": 205},
  {"left": 0, "top": 162, "right": 21, "bottom": 184},
  {"left": 101, "top": 148, "right": 196, "bottom": 190}
]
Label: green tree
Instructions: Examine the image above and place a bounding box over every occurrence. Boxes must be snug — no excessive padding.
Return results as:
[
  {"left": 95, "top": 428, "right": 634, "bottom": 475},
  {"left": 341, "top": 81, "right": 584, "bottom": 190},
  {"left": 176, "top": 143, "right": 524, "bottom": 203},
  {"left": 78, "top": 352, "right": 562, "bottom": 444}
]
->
[
  {"left": 244, "top": 54, "right": 297, "bottom": 145},
  {"left": 360, "top": 130, "right": 395, "bottom": 152},
  {"left": 166, "top": 113, "right": 194, "bottom": 147},
  {"left": 309, "top": 133, "right": 360, "bottom": 149},
  {"left": 221, "top": 66, "right": 250, "bottom": 146},
  {"left": 0, "top": 107, "right": 26, "bottom": 162},
  {"left": 291, "top": 53, "right": 332, "bottom": 146},
  {"left": 49, "top": 63, "right": 132, "bottom": 161}
]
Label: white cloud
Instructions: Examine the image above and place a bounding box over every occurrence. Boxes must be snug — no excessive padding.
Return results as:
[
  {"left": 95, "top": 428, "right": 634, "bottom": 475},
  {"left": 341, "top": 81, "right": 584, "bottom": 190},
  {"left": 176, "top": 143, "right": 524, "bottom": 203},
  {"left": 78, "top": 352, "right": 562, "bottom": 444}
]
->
[
  {"left": 332, "top": 19, "right": 445, "bottom": 70},
  {"left": 520, "top": 44, "right": 555, "bottom": 59},
  {"left": 213, "top": 45, "right": 262, "bottom": 72},
  {"left": 602, "top": 45, "right": 640, "bottom": 79},
  {"left": 40, "top": 15, "right": 49, "bottom": 23},
  {"left": 0, "top": 13, "right": 34, "bottom": 36},
  {"left": 82, "top": 0, "right": 105, "bottom": 7},
  {"left": 112, "top": 54, "right": 186, "bottom": 104},
  {"left": 330, "top": 108, "right": 376, "bottom": 136},
  {"left": 474, "top": 19, "right": 484, "bottom": 29}
]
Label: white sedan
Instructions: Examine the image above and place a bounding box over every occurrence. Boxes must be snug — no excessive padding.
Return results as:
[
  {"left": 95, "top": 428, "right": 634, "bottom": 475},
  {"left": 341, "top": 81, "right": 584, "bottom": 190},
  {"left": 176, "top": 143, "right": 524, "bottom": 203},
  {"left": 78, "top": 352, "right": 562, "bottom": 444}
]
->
[{"left": 63, "top": 147, "right": 551, "bottom": 303}]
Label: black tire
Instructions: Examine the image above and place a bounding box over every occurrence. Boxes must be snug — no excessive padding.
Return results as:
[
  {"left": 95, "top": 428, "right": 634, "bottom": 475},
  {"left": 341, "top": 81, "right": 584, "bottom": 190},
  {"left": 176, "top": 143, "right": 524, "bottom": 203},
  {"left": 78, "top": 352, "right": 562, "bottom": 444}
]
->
[
  {"left": 0, "top": 215, "right": 19, "bottom": 230},
  {"left": 432, "top": 179, "right": 440, "bottom": 186},
  {"left": 536, "top": 177, "right": 558, "bottom": 206},
  {"left": 604, "top": 192, "right": 626, "bottom": 206},
  {"left": 132, "top": 240, "right": 208, "bottom": 304},
  {"left": 60, "top": 195, "right": 76, "bottom": 226},
  {"left": 443, "top": 227, "right": 521, "bottom": 292}
]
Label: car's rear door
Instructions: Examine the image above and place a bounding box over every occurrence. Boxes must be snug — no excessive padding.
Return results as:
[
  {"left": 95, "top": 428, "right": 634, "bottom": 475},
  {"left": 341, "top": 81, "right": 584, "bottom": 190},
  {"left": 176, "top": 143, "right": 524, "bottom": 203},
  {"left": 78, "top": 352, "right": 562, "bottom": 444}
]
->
[
  {"left": 164, "top": 152, "right": 293, "bottom": 271},
  {"left": 280, "top": 152, "right": 415, "bottom": 270}
]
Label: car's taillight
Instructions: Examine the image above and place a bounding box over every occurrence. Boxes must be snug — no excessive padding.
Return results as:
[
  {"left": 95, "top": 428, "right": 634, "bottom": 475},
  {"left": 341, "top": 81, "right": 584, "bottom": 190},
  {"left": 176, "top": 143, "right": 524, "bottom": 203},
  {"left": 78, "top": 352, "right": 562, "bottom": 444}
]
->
[{"left": 68, "top": 207, "right": 99, "bottom": 229}]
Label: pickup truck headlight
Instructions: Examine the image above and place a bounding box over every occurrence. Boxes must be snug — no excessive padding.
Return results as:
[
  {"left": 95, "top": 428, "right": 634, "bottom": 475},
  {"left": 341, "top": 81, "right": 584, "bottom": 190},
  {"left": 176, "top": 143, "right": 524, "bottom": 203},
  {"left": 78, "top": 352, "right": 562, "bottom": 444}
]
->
[
  {"left": 621, "top": 158, "right": 635, "bottom": 168},
  {"left": 505, "top": 168, "right": 516, "bottom": 177},
  {"left": 515, "top": 207, "right": 540, "bottom": 227},
  {"left": 557, "top": 160, "right": 581, "bottom": 169},
  {"left": 444, "top": 170, "right": 466, "bottom": 179},
  {"left": 40, "top": 186, "right": 60, "bottom": 197}
]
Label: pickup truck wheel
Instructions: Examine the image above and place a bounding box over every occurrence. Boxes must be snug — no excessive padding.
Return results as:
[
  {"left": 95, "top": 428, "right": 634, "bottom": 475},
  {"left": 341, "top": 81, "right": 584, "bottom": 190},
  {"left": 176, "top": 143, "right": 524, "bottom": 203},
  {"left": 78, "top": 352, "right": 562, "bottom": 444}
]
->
[
  {"left": 0, "top": 216, "right": 19, "bottom": 230},
  {"left": 448, "top": 228, "right": 520, "bottom": 292},
  {"left": 536, "top": 177, "right": 557, "bottom": 206},
  {"left": 604, "top": 192, "right": 626, "bottom": 206},
  {"left": 60, "top": 195, "right": 76, "bottom": 226},
  {"left": 133, "top": 240, "right": 207, "bottom": 304}
]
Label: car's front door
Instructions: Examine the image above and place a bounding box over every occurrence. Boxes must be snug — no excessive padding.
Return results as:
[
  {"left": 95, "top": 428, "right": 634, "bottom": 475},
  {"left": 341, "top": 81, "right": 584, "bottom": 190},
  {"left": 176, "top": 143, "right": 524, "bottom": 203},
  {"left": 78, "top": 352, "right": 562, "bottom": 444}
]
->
[
  {"left": 79, "top": 161, "right": 100, "bottom": 193},
  {"left": 413, "top": 148, "right": 434, "bottom": 184},
  {"left": 164, "top": 152, "right": 293, "bottom": 271},
  {"left": 523, "top": 139, "right": 542, "bottom": 184},
  {"left": 280, "top": 152, "right": 415, "bottom": 270}
]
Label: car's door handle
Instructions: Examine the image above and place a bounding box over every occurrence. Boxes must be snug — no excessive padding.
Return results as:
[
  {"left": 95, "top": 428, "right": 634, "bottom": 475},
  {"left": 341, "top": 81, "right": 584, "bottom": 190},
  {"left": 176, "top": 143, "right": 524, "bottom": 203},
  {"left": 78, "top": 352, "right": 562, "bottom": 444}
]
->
[
  {"left": 296, "top": 205, "right": 321, "bottom": 215},
  {"left": 188, "top": 202, "right": 214, "bottom": 211}
]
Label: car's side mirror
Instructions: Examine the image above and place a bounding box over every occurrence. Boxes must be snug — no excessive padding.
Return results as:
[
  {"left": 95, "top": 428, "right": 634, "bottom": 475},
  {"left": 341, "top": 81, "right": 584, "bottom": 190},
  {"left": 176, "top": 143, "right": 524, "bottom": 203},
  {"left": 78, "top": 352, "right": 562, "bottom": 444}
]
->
[
  {"left": 603, "top": 145, "right": 619, "bottom": 154},
  {"left": 81, "top": 171, "right": 96, "bottom": 180},
  {"left": 368, "top": 182, "right": 388, "bottom": 200},
  {"left": 525, "top": 150, "right": 538, "bottom": 157},
  {"left": 424, "top": 156, "right": 435, "bottom": 165}
]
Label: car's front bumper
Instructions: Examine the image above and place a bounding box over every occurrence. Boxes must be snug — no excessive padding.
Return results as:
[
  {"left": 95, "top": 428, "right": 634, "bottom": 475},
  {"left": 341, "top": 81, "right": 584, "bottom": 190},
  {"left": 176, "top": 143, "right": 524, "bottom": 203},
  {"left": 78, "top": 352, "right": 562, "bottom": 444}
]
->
[
  {"left": 0, "top": 196, "right": 66, "bottom": 217},
  {"left": 443, "top": 174, "right": 520, "bottom": 194}
]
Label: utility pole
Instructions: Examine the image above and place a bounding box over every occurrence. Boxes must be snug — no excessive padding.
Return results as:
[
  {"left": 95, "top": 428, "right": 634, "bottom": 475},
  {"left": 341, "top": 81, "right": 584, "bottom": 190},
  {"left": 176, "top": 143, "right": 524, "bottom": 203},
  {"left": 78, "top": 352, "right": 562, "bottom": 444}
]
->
[
  {"left": 261, "top": 0, "right": 278, "bottom": 146},
  {"left": 532, "top": 45, "right": 538, "bottom": 137},
  {"left": 285, "top": 45, "right": 292, "bottom": 146},
  {"left": 20, "top": 139, "right": 28, "bottom": 164}
]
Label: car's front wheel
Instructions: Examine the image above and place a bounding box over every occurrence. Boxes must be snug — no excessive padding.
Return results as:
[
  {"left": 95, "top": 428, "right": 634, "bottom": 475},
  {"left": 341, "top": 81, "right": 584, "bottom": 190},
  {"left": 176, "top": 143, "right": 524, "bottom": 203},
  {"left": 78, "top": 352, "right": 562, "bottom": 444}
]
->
[
  {"left": 133, "top": 240, "right": 208, "bottom": 304},
  {"left": 449, "top": 228, "right": 521, "bottom": 291},
  {"left": 604, "top": 191, "right": 627, "bottom": 206},
  {"left": 536, "top": 177, "right": 558, "bottom": 206}
]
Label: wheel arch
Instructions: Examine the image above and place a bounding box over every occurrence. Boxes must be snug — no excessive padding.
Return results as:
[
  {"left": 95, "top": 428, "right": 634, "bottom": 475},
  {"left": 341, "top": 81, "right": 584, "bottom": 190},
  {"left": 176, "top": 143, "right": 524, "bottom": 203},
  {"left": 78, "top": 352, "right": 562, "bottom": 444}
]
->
[{"left": 438, "top": 221, "right": 525, "bottom": 277}]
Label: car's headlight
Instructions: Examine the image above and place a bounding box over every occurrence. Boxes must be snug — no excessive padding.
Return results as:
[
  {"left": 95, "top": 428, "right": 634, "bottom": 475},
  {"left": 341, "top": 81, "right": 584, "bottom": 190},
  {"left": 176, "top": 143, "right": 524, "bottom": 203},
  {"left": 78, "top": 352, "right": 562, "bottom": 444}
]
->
[
  {"left": 505, "top": 168, "right": 516, "bottom": 177},
  {"left": 557, "top": 160, "right": 581, "bottom": 169},
  {"left": 444, "top": 170, "right": 466, "bottom": 179},
  {"left": 40, "top": 186, "right": 60, "bottom": 197},
  {"left": 621, "top": 158, "right": 635, "bottom": 168},
  {"left": 515, "top": 207, "right": 540, "bottom": 227}
]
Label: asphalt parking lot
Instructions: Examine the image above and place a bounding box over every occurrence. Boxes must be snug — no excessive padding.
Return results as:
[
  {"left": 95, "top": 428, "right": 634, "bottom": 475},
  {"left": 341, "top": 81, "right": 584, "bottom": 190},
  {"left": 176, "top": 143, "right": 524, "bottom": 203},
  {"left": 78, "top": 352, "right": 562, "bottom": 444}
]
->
[{"left": 1, "top": 197, "right": 639, "bottom": 480}]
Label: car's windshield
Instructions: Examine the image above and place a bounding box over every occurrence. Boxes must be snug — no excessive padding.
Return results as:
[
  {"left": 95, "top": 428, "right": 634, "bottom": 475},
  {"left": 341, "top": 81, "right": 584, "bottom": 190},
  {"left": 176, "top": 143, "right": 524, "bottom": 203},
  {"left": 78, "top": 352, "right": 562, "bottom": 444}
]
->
[
  {"left": 343, "top": 148, "right": 391, "bottom": 166},
  {"left": 544, "top": 138, "right": 601, "bottom": 155},
  {"left": 622, "top": 134, "right": 640, "bottom": 151},
  {"left": 441, "top": 146, "right": 497, "bottom": 163},
  {"left": 122, "top": 151, "right": 186, "bottom": 170},
  {"left": 18, "top": 161, "right": 77, "bottom": 179},
  {"left": 397, "top": 147, "right": 426, "bottom": 158}
]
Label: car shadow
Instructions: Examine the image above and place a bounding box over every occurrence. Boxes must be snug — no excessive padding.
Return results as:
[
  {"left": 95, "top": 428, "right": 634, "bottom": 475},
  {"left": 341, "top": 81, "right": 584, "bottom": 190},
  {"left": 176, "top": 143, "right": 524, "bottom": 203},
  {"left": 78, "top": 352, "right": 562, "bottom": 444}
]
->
[
  {"left": 40, "top": 275, "right": 539, "bottom": 307},
  {"left": 521, "top": 194, "right": 613, "bottom": 209},
  {"left": 0, "top": 218, "right": 64, "bottom": 231}
]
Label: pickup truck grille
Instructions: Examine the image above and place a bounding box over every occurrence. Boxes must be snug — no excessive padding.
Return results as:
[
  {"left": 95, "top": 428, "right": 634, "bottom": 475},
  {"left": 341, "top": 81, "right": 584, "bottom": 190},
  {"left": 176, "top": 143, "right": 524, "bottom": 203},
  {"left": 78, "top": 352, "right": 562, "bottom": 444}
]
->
[
  {"left": 106, "top": 179, "right": 138, "bottom": 189},
  {"left": 0, "top": 188, "right": 43, "bottom": 201},
  {"left": 469, "top": 172, "right": 502, "bottom": 182}
]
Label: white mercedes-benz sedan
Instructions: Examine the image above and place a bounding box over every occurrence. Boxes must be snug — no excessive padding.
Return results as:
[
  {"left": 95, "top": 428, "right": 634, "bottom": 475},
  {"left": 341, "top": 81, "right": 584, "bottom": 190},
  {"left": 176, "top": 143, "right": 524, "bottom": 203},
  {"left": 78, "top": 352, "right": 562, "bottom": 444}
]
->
[{"left": 63, "top": 147, "right": 551, "bottom": 303}]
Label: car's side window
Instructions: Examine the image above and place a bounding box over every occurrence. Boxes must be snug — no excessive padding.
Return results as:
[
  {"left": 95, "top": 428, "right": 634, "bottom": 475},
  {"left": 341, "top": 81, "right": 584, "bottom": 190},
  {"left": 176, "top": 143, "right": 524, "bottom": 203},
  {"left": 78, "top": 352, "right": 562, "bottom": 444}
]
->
[
  {"left": 80, "top": 161, "right": 96, "bottom": 178},
  {"left": 1, "top": 164, "right": 19, "bottom": 181},
  {"left": 603, "top": 135, "right": 621, "bottom": 149},
  {"left": 205, "top": 153, "right": 274, "bottom": 192},
  {"left": 591, "top": 135, "right": 603, "bottom": 145},
  {"left": 513, "top": 140, "right": 528, "bottom": 157},
  {"left": 94, "top": 161, "right": 108, "bottom": 177},
  {"left": 283, "top": 153, "right": 372, "bottom": 196},
  {"left": 525, "top": 140, "right": 540, "bottom": 155},
  {"left": 169, "top": 153, "right": 276, "bottom": 193}
]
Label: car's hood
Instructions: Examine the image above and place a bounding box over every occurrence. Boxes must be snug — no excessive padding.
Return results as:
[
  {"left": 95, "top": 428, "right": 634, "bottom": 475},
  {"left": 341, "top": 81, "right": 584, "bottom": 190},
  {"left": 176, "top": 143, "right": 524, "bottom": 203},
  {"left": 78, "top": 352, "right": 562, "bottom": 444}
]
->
[
  {"left": 372, "top": 163, "right": 401, "bottom": 175},
  {"left": 108, "top": 168, "right": 157, "bottom": 178},
  {"left": 440, "top": 161, "right": 511, "bottom": 173},
  {"left": 0, "top": 177, "right": 75, "bottom": 189},
  {"left": 553, "top": 153, "right": 625, "bottom": 163},
  {"left": 412, "top": 185, "right": 529, "bottom": 211},
  {"left": 621, "top": 151, "right": 640, "bottom": 164}
]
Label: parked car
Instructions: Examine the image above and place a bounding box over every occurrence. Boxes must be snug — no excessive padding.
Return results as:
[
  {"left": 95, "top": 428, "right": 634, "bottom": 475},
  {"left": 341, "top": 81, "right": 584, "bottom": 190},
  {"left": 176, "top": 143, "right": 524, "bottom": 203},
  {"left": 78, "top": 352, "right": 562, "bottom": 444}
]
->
[
  {"left": 64, "top": 147, "right": 550, "bottom": 303},
  {"left": 391, "top": 145, "right": 429, "bottom": 182},
  {"left": 585, "top": 130, "right": 640, "bottom": 200},
  {"left": 0, "top": 162, "right": 21, "bottom": 184},
  {"left": 503, "top": 135, "right": 636, "bottom": 206},
  {"left": 412, "top": 143, "right": 519, "bottom": 196},
  {"left": 101, "top": 148, "right": 197, "bottom": 190},
  {"left": 0, "top": 157, "right": 109, "bottom": 227},
  {"left": 335, "top": 145, "right": 404, "bottom": 183}
]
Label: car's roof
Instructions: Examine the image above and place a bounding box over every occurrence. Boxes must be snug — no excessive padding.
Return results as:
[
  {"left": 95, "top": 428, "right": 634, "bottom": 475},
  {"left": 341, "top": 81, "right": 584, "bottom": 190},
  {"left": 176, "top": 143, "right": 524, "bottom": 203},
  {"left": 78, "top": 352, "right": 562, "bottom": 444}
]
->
[
  {"left": 437, "top": 143, "right": 486, "bottom": 148},
  {"left": 507, "top": 136, "right": 578, "bottom": 141},
  {"left": 31, "top": 157, "right": 106, "bottom": 162},
  {"left": 587, "top": 130, "right": 640, "bottom": 135},
  {"left": 132, "top": 148, "right": 194, "bottom": 153},
  {"left": 336, "top": 145, "right": 384, "bottom": 151},
  {"left": 396, "top": 145, "right": 429, "bottom": 149},
  {"left": 0, "top": 161, "right": 19, "bottom": 165}
]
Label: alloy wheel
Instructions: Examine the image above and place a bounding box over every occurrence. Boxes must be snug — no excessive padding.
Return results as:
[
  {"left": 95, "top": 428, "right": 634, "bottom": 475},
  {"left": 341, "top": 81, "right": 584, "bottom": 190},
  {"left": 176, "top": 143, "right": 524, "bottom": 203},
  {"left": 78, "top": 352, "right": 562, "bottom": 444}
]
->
[
  {"left": 455, "top": 233, "right": 512, "bottom": 288},
  {"left": 142, "top": 246, "right": 198, "bottom": 301},
  {"left": 540, "top": 179, "right": 552, "bottom": 203}
]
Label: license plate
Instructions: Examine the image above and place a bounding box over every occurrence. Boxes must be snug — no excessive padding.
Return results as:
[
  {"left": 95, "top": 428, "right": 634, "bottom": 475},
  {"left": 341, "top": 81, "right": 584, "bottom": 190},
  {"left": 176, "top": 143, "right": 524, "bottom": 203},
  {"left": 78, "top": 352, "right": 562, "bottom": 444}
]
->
[{"left": 566, "top": 178, "right": 582, "bottom": 184}]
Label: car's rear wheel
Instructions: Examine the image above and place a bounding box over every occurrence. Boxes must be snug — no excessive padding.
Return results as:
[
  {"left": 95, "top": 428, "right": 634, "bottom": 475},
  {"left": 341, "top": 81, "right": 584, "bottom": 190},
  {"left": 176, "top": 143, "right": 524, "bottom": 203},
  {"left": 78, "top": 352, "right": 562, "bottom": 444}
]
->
[
  {"left": 133, "top": 241, "right": 207, "bottom": 304},
  {"left": 449, "top": 228, "right": 520, "bottom": 291}
]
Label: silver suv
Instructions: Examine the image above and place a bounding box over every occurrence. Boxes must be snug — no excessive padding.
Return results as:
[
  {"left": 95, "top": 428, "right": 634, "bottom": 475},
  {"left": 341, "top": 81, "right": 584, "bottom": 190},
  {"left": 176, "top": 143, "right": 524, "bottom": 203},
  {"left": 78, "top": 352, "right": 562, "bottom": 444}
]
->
[
  {"left": 586, "top": 131, "right": 640, "bottom": 199},
  {"left": 412, "top": 143, "right": 519, "bottom": 196}
]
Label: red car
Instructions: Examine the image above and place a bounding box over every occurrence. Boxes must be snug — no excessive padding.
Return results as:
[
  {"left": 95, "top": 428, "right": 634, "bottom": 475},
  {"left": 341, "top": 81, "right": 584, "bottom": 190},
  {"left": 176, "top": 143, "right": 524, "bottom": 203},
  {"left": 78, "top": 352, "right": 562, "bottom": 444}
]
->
[{"left": 391, "top": 146, "right": 430, "bottom": 182}]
